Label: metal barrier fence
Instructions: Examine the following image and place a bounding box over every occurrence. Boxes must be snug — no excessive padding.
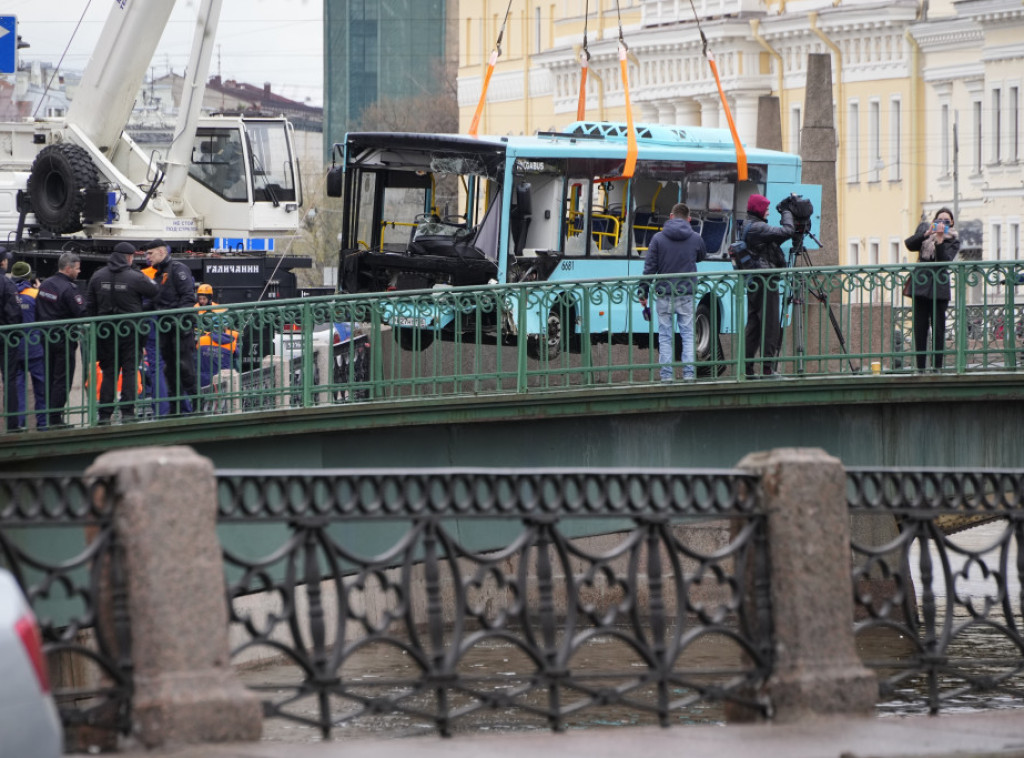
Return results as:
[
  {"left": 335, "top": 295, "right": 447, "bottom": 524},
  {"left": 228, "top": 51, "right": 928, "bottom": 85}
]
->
[
  {"left": 848, "top": 468, "right": 1024, "bottom": 714},
  {"left": 215, "top": 468, "right": 771, "bottom": 736},
  {"left": 2, "top": 464, "right": 1023, "bottom": 743},
  {"left": 0, "top": 473, "right": 132, "bottom": 741},
  {"left": 1, "top": 260, "right": 1022, "bottom": 433}
]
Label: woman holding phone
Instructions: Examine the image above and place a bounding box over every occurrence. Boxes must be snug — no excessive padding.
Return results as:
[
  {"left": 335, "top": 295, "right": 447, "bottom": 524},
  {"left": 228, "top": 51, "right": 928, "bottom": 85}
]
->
[{"left": 904, "top": 207, "right": 960, "bottom": 371}]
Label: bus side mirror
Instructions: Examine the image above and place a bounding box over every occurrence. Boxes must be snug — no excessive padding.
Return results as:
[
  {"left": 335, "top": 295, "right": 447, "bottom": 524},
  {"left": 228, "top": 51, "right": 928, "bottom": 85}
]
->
[{"left": 326, "top": 166, "right": 343, "bottom": 198}]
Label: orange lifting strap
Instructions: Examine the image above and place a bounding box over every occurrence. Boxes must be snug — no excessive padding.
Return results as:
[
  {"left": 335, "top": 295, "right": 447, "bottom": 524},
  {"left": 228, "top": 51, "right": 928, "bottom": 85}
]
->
[
  {"left": 469, "top": 0, "right": 514, "bottom": 138},
  {"left": 594, "top": 6, "right": 637, "bottom": 184},
  {"left": 618, "top": 40, "right": 638, "bottom": 178},
  {"left": 687, "top": 0, "right": 747, "bottom": 181},
  {"left": 576, "top": 0, "right": 591, "bottom": 121}
]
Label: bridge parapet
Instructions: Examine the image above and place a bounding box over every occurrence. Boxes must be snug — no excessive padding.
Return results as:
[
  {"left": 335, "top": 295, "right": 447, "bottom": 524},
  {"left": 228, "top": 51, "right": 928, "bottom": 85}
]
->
[
  {"left": 1, "top": 259, "right": 1021, "bottom": 436},
  {"left": 3, "top": 449, "right": 1022, "bottom": 748}
]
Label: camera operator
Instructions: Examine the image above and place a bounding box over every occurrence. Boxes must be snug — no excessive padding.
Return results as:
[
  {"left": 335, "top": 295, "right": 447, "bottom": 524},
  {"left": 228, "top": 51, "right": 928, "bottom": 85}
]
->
[{"left": 740, "top": 194, "right": 796, "bottom": 378}]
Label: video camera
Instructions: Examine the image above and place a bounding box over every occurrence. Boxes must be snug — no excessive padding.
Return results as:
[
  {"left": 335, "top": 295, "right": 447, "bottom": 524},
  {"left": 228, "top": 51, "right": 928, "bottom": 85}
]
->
[{"left": 776, "top": 193, "right": 814, "bottom": 235}]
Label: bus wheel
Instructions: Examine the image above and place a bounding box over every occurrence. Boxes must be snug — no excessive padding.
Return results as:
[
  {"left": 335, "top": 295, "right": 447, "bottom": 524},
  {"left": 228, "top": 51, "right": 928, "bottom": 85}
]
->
[
  {"left": 527, "top": 309, "right": 562, "bottom": 360},
  {"left": 695, "top": 300, "right": 725, "bottom": 377},
  {"left": 394, "top": 327, "right": 434, "bottom": 351}
]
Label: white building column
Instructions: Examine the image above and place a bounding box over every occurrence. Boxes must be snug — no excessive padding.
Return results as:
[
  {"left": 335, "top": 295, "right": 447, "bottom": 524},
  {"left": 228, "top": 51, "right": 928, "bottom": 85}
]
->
[
  {"left": 733, "top": 93, "right": 761, "bottom": 147},
  {"left": 672, "top": 98, "right": 701, "bottom": 128},
  {"left": 639, "top": 102, "right": 660, "bottom": 124},
  {"left": 655, "top": 101, "right": 677, "bottom": 125},
  {"left": 698, "top": 95, "right": 721, "bottom": 128}
]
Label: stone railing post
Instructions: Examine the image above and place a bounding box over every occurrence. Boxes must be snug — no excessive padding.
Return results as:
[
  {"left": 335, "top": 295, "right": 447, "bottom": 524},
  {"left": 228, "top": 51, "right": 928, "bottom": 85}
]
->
[
  {"left": 738, "top": 447, "right": 876, "bottom": 721},
  {"left": 87, "top": 446, "right": 260, "bottom": 748}
]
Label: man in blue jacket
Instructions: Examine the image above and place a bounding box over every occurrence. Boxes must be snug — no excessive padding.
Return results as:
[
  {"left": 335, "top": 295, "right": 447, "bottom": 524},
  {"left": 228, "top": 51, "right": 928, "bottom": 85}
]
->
[
  {"left": 9, "top": 261, "right": 46, "bottom": 431},
  {"left": 36, "top": 252, "right": 86, "bottom": 429},
  {"left": 144, "top": 240, "right": 198, "bottom": 416},
  {"left": 0, "top": 250, "right": 24, "bottom": 431},
  {"left": 638, "top": 203, "right": 707, "bottom": 382}
]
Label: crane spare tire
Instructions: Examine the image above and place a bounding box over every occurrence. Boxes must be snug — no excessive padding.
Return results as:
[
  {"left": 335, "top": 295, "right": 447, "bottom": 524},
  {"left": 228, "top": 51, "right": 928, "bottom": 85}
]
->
[{"left": 27, "top": 143, "right": 101, "bottom": 234}]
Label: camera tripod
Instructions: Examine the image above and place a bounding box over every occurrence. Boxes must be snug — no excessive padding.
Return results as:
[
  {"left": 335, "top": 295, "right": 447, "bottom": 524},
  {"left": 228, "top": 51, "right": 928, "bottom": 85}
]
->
[{"left": 779, "top": 230, "right": 859, "bottom": 374}]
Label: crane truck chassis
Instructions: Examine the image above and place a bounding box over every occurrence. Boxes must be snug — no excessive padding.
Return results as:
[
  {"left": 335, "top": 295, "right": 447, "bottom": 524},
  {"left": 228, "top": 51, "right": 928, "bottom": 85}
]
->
[{"left": 0, "top": 0, "right": 311, "bottom": 302}]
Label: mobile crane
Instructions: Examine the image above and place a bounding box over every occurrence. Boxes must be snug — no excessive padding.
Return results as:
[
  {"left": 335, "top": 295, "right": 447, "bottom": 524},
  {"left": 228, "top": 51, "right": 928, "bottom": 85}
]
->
[{"left": 0, "top": 0, "right": 311, "bottom": 302}]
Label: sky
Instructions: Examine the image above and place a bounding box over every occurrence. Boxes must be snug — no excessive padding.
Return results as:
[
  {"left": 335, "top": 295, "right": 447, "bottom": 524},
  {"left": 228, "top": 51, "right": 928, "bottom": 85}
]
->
[{"left": 6, "top": 0, "right": 324, "bottom": 106}]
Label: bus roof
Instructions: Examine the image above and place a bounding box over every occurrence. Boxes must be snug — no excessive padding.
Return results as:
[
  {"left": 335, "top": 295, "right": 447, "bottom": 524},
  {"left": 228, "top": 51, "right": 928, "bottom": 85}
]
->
[{"left": 342, "top": 122, "right": 801, "bottom": 172}]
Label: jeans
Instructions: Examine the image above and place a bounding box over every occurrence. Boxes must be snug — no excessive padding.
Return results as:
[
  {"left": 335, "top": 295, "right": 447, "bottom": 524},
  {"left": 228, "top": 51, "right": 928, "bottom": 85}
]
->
[{"left": 655, "top": 293, "right": 694, "bottom": 381}]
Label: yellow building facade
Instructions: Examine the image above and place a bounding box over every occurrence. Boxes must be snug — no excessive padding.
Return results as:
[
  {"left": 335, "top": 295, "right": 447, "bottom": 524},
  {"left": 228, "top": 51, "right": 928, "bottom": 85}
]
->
[{"left": 457, "top": 0, "right": 1023, "bottom": 264}]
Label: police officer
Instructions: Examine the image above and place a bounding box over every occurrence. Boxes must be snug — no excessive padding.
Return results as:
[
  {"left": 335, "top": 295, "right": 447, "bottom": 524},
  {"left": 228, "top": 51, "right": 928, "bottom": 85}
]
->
[
  {"left": 144, "top": 240, "right": 198, "bottom": 415},
  {"left": 36, "top": 252, "right": 86, "bottom": 429},
  {"left": 86, "top": 242, "right": 159, "bottom": 424},
  {"left": 0, "top": 249, "right": 24, "bottom": 432}
]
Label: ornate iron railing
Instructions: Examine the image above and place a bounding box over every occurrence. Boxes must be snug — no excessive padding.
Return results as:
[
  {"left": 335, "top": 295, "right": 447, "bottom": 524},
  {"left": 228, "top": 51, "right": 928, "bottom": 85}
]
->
[
  {"left": 0, "top": 473, "right": 132, "bottom": 740},
  {"left": 1, "top": 260, "right": 1021, "bottom": 435},
  {"left": 847, "top": 468, "right": 1024, "bottom": 713},
  {"left": 215, "top": 468, "right": 772, "bottom": 736}
]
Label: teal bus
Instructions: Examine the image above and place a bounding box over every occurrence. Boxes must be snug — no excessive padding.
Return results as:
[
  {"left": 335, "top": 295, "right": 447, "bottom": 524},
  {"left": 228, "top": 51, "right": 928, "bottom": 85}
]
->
[{"left": 333, "top": 120, "right": 821, "bottom": 367}]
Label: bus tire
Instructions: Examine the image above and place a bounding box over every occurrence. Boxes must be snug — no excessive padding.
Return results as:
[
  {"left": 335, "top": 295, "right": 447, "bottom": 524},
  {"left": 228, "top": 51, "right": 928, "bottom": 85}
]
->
[
  {"left": 695, "top": 299, "right": 726, "bottom": 377},
  {"left": 527, "top": 304, "right": 572, "bottom": 360},
  {"left": 394, "top": 327, "right": 434, "bottom": 352},
  {"left": 27, "top": 143, "right": 101, "bottom": 234}
]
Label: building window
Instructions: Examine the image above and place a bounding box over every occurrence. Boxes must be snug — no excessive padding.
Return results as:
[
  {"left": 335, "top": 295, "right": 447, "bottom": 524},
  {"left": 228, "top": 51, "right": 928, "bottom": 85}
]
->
[
  {"left": 890, "top": 239, "right": 902, "bottom": 265},
  {"left": 941, "top": 104, "right": 951, "bottom": 176},
  {"left": 847, "top": 101, "right": 860, "bottom": 183},
  {"left": 973, "top": 100, "right": 983, "bottom": 174},
  {"left": 535, "top": 7, "right": 542, "bottom": 54},
  {"left": 868, "top": 239, "right": 880, "bottom": 266},
  {"left": 889, "top": 97, "right": 902, "bottom": 181},
  {"left": 991, "top": 223, "right": 1002, "bottom": 261},
  {"left": 992, "top": 87, "right": 1002, "bottom": 164},
  {"left": 868, "top": 99, "right": 881, "bottom": 182},
  {"left": 849, "top": 239, "right": 860, "bottom": 266},
  {"left": 1011, "top": 87, "right": 1020, "bottom": 163},
  {"left": 789, "top": 106, "right": 801, "bottom": 154}
]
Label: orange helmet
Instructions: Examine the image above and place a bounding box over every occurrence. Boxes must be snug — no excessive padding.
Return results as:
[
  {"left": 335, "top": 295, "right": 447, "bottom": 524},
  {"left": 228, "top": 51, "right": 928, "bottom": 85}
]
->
[{"left": 197, "top": 283, "right": 214, "bottom": 295}]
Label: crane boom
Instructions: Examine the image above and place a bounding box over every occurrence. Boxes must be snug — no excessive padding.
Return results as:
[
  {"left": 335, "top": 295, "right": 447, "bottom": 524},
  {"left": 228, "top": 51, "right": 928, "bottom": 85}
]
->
[{"left": 65, "top": 0, "right": 177, "bottom": 154}]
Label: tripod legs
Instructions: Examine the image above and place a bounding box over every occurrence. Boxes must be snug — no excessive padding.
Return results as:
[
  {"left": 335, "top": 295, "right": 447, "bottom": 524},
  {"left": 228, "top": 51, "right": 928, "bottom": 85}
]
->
[{"left": 780, "top": 247, "right": 859, "bottom": 374}]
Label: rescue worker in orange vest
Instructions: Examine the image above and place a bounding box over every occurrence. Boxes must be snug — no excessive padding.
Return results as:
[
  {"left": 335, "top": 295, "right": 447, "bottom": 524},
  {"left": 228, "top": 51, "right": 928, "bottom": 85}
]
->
[
  {"left": 196, "top": 282, "right": 217, "bottom": 310},
  {"left": 194, "top": 283, "right": 240, "bottom": 386}
]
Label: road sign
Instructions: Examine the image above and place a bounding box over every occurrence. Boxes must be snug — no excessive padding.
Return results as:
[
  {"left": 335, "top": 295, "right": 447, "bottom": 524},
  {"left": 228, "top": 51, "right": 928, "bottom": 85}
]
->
[{"left": 0, "top": 16, "right": 15, "bottom": 74}]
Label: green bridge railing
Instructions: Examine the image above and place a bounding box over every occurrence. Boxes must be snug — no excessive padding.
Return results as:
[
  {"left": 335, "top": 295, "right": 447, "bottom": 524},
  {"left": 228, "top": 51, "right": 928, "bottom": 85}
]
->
[{"left": 1, "top": 260, "right": 1021, "bottom": 433}]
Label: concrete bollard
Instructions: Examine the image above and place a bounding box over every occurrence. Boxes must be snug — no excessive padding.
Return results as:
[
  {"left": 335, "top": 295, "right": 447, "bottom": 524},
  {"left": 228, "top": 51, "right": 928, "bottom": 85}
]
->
[
  {"left": 87, "top": 446, "right": 261, "bottom": 748},
  {"left": 737, "top": 447, "right": 877, "bottom": 722}
]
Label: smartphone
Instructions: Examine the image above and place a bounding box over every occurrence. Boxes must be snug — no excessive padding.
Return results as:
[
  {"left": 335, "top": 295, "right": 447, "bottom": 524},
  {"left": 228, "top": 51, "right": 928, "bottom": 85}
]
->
[{"left": 932, "top": 222, "right": 948, "bottom": 234}]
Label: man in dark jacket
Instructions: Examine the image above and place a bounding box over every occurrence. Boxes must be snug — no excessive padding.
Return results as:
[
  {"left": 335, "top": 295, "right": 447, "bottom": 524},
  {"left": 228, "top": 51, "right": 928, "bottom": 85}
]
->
[
  {"left": 638, "top": 203, "right": 707, "bottom": 382},
  {"left": 144, "top": 239, "right": 198, "bottom": 415},
  {"left": 740, "top": 194, "right": 795, "bottom": 378},
  {"left": 86, "top": 242, "right": 159, "bottom": 423},
  {"left": 36, "top": 252, "right": 86, "bottom": 429},
  {"left": 0, "top": 249, "right": 24, "bottom": 431},
  {"left": 9, "top": 261, "right": 46, "bottom": 431}
]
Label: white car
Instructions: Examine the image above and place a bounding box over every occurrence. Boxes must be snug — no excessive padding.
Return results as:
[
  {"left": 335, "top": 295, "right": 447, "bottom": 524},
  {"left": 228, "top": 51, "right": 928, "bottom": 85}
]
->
[{"left": 0, "top": 568, "right": 62, "bottom": 758}]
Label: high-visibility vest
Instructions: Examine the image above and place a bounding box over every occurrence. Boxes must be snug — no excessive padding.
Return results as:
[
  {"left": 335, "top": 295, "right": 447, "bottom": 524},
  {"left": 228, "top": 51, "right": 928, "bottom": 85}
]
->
[
  {"left": 198, "top": 328, "right": 239, "bottom": 353},
  {"left": 88, "top": 363, "right": 144, "bottom": 399}
]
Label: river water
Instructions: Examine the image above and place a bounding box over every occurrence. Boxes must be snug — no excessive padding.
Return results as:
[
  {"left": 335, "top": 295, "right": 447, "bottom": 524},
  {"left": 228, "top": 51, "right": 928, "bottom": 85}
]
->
[{"left": 240, "top": 521, "right": 1023, "bottom": 743}]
